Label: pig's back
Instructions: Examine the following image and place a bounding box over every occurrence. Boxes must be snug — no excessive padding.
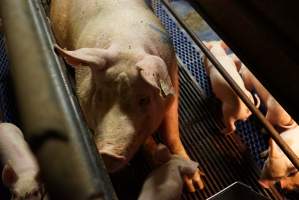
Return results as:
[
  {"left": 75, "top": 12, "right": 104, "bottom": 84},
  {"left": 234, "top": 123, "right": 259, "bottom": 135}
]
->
[
  {"left": 0, "top": 123, "right": 38, "bottom": 173},
  {"left": 50, "top": 0, "right": 170, "bottom": 55}
]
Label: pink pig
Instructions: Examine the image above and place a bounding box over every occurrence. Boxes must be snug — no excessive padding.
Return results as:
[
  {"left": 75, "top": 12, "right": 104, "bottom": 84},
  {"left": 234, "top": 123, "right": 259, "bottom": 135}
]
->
[
  {"left": 0, "top": 123, "right": 46, "bottom": 200},
  {"left": 260, "top": 126, "right": 299, "bottom": 189},
  {"left": 232, "top": 56, "right": 296, "bottom": 130},
  {"left": 204, "top": 41, "right": 259, "bottom": 134},
  {"left": 50, "top": 0, "right": 203, "bottom": 192}
]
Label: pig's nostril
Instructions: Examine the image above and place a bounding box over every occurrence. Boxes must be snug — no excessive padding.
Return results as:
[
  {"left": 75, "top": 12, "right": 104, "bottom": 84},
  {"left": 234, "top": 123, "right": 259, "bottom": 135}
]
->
[{"left": 100, "top": 151, "right": 127, "bottom": 173}]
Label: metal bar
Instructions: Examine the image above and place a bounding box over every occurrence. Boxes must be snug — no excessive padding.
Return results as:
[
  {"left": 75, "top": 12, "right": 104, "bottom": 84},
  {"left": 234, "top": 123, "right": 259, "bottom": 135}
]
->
[
  {"left": 0, "top": 0, "right": 117, "bottom": 199},
  {"left": 187, "top": 0, "right": 299, "bottom": 123},
  {"left": 161, "top": 0, "right": 299, "bottom": 170}
]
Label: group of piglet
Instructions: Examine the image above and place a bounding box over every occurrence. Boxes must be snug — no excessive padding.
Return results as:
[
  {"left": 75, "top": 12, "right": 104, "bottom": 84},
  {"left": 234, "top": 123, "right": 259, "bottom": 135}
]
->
[{"left": 204, "top": 40, "right": 299, "bottom": 192}]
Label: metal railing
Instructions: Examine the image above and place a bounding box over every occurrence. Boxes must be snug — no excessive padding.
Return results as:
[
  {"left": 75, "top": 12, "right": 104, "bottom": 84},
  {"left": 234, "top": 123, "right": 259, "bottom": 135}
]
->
[
  {"left": 0, "top": 0, "right": 117, "bottom": 199},
  {"left": 161, "top": 0, "right": 299, "bottom": 170}
]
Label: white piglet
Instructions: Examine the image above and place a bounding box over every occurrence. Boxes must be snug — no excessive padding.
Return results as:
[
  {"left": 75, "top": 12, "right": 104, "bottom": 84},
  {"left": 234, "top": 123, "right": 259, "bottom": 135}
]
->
[
  {"left": 204, "top": 41, "right": 259, "bottom": 134},
  {"left": 237, "top": 63, "right": 296, "bottom": 130},
  {"left": 260, "top": 126, "right": 299, "bottom": 189},
  {"left": 0, "top": 123, "right": 46, "bottom": 200}
]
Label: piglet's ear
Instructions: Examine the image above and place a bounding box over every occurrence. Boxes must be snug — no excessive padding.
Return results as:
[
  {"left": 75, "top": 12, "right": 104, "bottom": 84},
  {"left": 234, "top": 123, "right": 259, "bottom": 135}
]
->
[
  {"left": 54, "top": 44, "right": 118, "bottom": 70},
  {"left": 269, "top": 139, "right": 283, "bottom": 158},
  {"left": 137, "top": 55, "right": 175, "bottom": 98},
  {"left": 269, "top": 139, "right": 275, "bottom": 157},
  {"left": 2, "top": 162, "right": 18, "bottom": 187}
]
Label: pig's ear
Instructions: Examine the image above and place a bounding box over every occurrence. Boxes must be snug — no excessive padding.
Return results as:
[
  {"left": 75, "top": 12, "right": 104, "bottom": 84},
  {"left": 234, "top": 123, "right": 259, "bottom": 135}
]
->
[
  {"left": 137, "top": 55, "right": 175, "bottom": 98},
  {"left": 2, "top": 162, "right": 18, "bottom": 187},
  {"left": 220, "top": 40, "right": 229, "bottom": 51},
  {"left": 269, "top": 139, "right": 282, "bottom": 158},
  {"left": 54, "top": 44, "right": 118, "bottom": 70},
  {"left": 229, "top": 54, "right": 242, "bottom": 71},
  {"left": 203, "top": 41, "right": 211, "bottom": 49},
  {"left": 269, "top": 139, "right": 275, "bottom": 157}
]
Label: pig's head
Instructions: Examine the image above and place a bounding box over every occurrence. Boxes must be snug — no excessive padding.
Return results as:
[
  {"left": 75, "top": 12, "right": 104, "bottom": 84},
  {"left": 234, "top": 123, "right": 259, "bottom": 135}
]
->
[
  {"left": 280, "top": 172, "right": 299, "bottom": 191},
  {"left": 2, "top": 163, "right": 44, "bottom": 200},
  {"left": 55, "top": 45, "right": 175, "bottom": 172},
  {"left": 260, "top": 129, "right": 299, "bottom": 188}
]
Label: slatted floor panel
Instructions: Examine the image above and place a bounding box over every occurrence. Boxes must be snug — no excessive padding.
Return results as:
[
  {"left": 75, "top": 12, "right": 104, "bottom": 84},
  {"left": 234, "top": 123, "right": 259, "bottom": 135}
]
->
[
  {"left": 110, "top": 63, "right": 282, "bottom": 199},
  {"left": 0, "top": 0, "right": 294, "bottom": 199}
]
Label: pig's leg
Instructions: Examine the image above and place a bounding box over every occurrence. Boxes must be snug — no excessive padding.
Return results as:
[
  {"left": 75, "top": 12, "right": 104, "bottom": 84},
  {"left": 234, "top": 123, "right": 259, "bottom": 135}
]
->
[
  {"left": 142, "top": 136, "right": 161, "bottom": 167},
  {"left": 161, "top": 68, "right": 204, "bottom": 192},
  {"left": 221, "top": 104, "right": 236, "bottom": 135}
]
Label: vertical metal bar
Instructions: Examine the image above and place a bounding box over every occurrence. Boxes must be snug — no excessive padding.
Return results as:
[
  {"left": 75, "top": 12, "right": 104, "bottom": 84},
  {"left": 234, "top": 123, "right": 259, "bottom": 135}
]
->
[
  {"left": 161, "top": 0, "right": 299, "bottom": 170},
  {"left": 0, "top": 0, "right": 117, "bottom": 199}
]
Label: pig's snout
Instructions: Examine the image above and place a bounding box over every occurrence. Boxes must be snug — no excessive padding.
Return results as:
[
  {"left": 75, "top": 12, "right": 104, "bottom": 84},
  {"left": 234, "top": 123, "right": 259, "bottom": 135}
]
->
[
  {"left": 259, "top": 179, "right": 275, "bottom": 188},
  {"left": 100, "top": 151, "right": 128, "bottom": 173}
]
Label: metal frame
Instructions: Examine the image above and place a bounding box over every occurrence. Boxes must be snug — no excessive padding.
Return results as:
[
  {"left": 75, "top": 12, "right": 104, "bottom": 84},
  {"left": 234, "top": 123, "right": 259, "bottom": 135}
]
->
[
  {"left": 187, "top": 0, "right": 299, "bottom": 124},
  {"left": 1, "top": 0, "right": 298, "bottom": 198},
  {"left": 161, "top": 0, "right": 299, "bottom": 170},
  {"left": 0, "top": 0, "right": 117, "bottom": 199}
]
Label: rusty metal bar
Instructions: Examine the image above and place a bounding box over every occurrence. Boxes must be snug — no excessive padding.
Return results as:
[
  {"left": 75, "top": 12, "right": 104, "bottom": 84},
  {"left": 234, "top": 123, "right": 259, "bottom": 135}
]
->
[
  {"left": 0, "top": 0, "right": 117, "bottom": 199},
  {"left": 161, "top": 0, "right": 299, "bottom": 170}
]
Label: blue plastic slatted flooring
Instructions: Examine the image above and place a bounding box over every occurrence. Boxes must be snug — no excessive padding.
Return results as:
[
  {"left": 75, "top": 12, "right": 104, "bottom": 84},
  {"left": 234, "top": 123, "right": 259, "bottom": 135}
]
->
[
  {"left": 151, "top": 0, "right": 268, "bottom": 169},
  {"left": 0, "top": 1, "right": 283, "bottom": 199},
  {"left": 0, "top": 33, "right": 16, "bottom": 123}
]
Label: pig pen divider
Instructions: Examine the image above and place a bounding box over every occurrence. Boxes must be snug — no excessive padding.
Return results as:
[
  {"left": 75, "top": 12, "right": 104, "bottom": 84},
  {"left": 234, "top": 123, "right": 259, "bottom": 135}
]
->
[
  {"left": 0, "top": 0, "right": 117, "bottom": 199},
  {"left": 161, "top": 0, "right": 299, "bottom": 172}
]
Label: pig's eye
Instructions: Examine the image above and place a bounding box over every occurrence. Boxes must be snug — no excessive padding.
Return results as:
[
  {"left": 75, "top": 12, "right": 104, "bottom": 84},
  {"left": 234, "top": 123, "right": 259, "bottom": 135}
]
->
[{"left": 139, "top": 96, "right": 151, "bottom": 107}]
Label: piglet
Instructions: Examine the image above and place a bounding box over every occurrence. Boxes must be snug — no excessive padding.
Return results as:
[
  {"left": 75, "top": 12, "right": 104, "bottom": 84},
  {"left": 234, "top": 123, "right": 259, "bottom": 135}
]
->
[
  {"left": 234, "top": 57, "right": 296, "bottom": 130},
  {"left": 204, "top": 41, "right": 259, "bottom": 134},
  {"left": 138, "top": 144, "right": 198, "bottom": 200},
  {"left": 260, "top": 126, "right": 299, "bottom": 189},
  {"left": 0, "top": 123, "right": 46, "bottom": 200}
]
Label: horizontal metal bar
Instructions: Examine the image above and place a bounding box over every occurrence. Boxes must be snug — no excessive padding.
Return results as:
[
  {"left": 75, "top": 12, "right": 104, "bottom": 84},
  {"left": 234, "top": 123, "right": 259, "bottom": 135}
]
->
[
  {"left": 161, "top": 0, "right": 299, "bottom": 170},
  {"left": 0, "top": 0, "right": 117, "bottom": 199}
]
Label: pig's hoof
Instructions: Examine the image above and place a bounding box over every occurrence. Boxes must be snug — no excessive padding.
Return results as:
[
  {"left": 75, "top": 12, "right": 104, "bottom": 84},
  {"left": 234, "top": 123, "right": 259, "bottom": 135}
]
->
[{"left": 184, "top": 169, "right": 205, "bottom": 192}]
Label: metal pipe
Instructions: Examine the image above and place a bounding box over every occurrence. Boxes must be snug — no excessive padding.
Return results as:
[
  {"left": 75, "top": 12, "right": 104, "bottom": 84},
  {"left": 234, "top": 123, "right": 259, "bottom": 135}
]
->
[
  {"left": 161, "top": 0, "right": 299, "bottom": 170},
  {"left": 0, "top": 0, "right": 117, "bottom": 199},
  {"left": 188, "top": 0, "right": 299, "bottom": 123}
]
